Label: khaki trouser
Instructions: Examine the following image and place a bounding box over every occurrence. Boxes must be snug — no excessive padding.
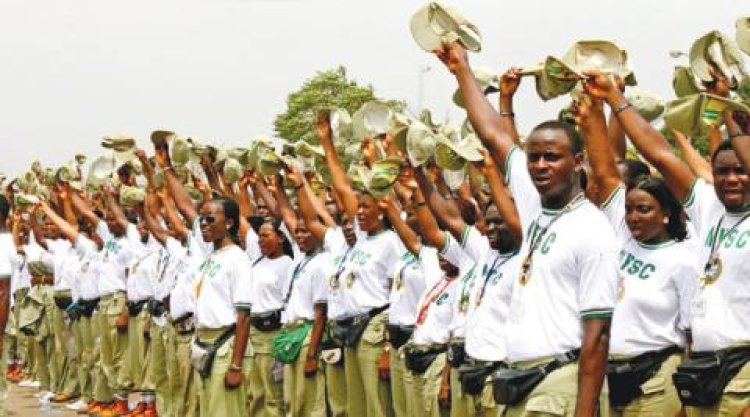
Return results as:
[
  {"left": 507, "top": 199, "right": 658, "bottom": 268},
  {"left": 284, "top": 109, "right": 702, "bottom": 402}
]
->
[
  {"left": 124, "top": 306, "right": 151, "bottom": 391},
  {"left": 144, "top": 322, "right": 174, "bottom": 417},
  {"left": 52, "top": 291, "right": 78, "bottom": 395},
  {"left": 324, "top": 351, "right": 347, "bottom": 417},
  {"left": 283, "top": 327, "right": 326, "bottom": 417},
  {"left": 410, "top": 352, "right": 448, "bottom": 417},
  {"left": 503, "top": 360, "right": 609, "bottom": 417},
  {"left": 76, "top": 313, "right": 96, "bottom": 402},
  {"left": 195, "top": 327, "right": 249, "bottom": 417},
  {"left": 168, "top": 324, "right": 198, "bottom": 417},
  {"left": 248, "top": 327, "right": 284, "bottom": 417},
  {"left": 609, "top": 353, "right": 682, "bottom": 417},
  {"left": 391, "top": 347, "right": 413, "bottom": 417},
  {"left": 94, "top": 291, "right": 128, "bottom": 400},
  {"left": 686, "top": 361, "right": 750, "bottom": 417},
  {"left": 344, "top": 312, "right": 392, "bottom": 417}
]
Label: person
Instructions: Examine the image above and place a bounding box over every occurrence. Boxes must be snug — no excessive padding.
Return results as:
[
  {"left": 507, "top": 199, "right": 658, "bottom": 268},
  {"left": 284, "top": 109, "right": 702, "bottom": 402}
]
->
[
  {"left": 0, "top": 195, "right": 16, "bottom": 417},
  {"left": 574, "top": 90, "right": 698, "bottom": 415},
  {"left": 246, "top": 218, "right": 293, "bottom": 417},
  {"left": 437, "top": 41, "right": 618, "bottom": 416},
  {"left": 193, "top": 197, "right": 253, "bottom": 416},
  {"left": 583, "top": 69, "right": 750, "bottom": 417}
]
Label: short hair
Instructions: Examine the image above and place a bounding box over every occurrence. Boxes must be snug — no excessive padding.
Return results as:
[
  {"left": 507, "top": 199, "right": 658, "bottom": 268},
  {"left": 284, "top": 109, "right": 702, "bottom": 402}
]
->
[
  {"left": 0, "top": 194, "right": 9, "bottom": 221},
  {"left": 710, "top": 140, "right": 735, "bottom": 166},
  {"left": 530, "top": 120, "right": 584, "bottom": 155}
]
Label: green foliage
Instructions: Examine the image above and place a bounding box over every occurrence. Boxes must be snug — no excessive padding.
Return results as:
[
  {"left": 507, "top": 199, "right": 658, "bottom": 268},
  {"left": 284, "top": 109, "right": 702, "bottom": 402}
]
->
[{"left": 273, "top": 66, "right": 376, "bottom": 143}]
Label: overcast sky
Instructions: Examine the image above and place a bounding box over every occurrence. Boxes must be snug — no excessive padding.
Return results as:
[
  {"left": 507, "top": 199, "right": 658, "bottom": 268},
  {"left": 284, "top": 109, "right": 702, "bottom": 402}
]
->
[{"left": 0, "top": 0, "right": 745, "bottom": 178}]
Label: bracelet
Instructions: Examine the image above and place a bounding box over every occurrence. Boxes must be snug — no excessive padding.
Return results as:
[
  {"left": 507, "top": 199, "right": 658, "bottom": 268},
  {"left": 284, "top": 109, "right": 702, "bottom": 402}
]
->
[
  {"left": 728, "top": 131, "right": 748, "bottom": 139},
  {"left": 229, "top": 363, "right": 242, "bottom": 371},
  {"left": 499, "top": 111, "right": 515, "bottom": 118},
  {"left": 162, "top": 166, "right": 174, "bottom": 172},
  {"left": 415, "top": 201, "right": 427, "bottom": 208},
  {"left": 613, "top": 102, "right": 632, "bottom": 115}
]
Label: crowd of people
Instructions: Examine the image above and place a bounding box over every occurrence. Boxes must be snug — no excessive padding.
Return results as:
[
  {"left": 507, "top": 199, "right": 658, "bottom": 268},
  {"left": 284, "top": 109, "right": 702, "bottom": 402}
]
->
[{"left": 0, "top": 3, "right": 749, "bottom": 417}]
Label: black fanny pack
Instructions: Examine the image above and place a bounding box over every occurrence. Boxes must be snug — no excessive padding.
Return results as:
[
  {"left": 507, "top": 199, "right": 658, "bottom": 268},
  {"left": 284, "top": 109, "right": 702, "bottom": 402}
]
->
[
  {"left": 191, "top": 325, "right": 237, "bottom": 379},
  {"left": 404, "top": 345, "right": 446, "bottom": 374},
  {"left": 148, "top": 299, "right": 166, "bottom": 317},
  {"left": 492, "top": 349, "right": 580, "bottom": 406},
  {"left": 459, "top": 361, "right": 504, "bottom": 396},
  {"left": 53, "top": 296, "right": 73, "bottom": 312},
  {"left": 672, "top": 346, "right": 750, "bottom": 407},
  {"left": 127, "top": 299, "right": 150, "bottom": 317},
  {"left": 447, "top": 341, "right": 467, "bottom": 368},
  {"left": 78, "top": 298, "right": 100, "bottom": 318},
  {"left": 607, "top": 345, "right": 682, "bottom": 407},
  {"left": 386, "top": 324, "right": 414, "bottom": 350},
  {"left": 250, "top": 310, "right": 282, "bottom": 332},
  {"left": 334, "top": 304, "right": 389, "bottom": 348},
  {"left": 172, "top": 313, "right": 196, "bottom": 335}
]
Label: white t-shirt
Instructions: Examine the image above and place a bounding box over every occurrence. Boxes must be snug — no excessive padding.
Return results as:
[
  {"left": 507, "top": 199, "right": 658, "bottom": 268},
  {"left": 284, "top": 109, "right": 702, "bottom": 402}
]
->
[
  {"left": 74, "top": 236, "right": 103, "bottom": 301},
  {"left": 412, "top": 275, "right": 458, "bottom": 345},
  {"left": 0, "top": 233, "right": 16, "bottom": 300},
  {"left": 168, "top": 241, "right": 200, "bottom": 322},
  {"left": 325, "top": 228, "right": 351, "bottom": 321},
  {"left": 338, "top": 230, "right": 400, "bottom": 317},
  {"left": 465, "top": 250, "right": 521, "bottom": 362},
  {"left": 683, "top": 179, "right": 750, "bottom": 351},
  {"left": 245, "top": 227, "right": 262, "bottom": 264},
  {"left": 127, "top": 248, "right": 159, "bottom": 302},
  {"left": 388, "top": 246, "right": 441, "bottom": 326},
  {"left": 194, "top": 244, "right": 254, "bottom": 329},
  {"left": 504, "top": 151, "right": 619, "bottom": 362},
  {"left": 249, "top": 255, "right": 293, "bottom": 314},
  {"left": 282, "top": 251, "right": 330, "bottom": 323},
  {"left": 96, "top": 222, "right": 141, "bottom": 295},
  {"left": 602, "top": 187, "right": 698, "bottom": 356},
  {"left": 45, "top": 239, "right": 74, "bottom": 291}
]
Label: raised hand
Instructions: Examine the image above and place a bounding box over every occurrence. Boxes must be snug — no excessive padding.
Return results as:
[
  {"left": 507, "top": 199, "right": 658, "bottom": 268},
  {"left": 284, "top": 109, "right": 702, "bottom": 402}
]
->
[
  {"left": 435, "top": 42, "right": 469, "bottom": 75},
  {"left": 581, "top": 70, "right": 620, "bottom": 102},
  {"left": 316, "top": 109, "right": 332, "bottom": 142},
  {"left": 499, "top": 67, "right": 523, "bottom": 97},
  {"left": 706, "top": 66, "right": 730, "bottom": 97}
]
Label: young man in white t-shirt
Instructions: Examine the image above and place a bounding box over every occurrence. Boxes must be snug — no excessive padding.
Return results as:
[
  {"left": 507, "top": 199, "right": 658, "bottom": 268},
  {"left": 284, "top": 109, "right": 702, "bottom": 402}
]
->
[{"left": 437, "top": 42, "right": 618, "bottom": 416}]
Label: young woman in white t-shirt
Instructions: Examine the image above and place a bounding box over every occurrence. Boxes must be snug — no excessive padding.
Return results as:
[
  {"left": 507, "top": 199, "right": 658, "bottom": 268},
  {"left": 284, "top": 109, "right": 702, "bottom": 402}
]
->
[
  {"left": 576, "top": 90, "right": 699, "bottom": 415},
  {"left": 247, "top": 218, "right": 293, "bottom": 417}
]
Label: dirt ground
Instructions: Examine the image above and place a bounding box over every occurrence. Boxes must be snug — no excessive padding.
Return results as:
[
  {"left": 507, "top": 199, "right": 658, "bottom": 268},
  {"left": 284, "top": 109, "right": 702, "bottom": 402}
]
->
[{"left": 6, "top": 384, "right": 80, "bottom": 416}]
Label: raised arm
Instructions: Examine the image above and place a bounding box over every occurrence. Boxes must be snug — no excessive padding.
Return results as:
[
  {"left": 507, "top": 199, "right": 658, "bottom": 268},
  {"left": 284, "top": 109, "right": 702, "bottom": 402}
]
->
[
  {"left": 573, "top": 94, "right": 622, "bottom": 203},
  {"left": 269, "top": 175, "right": 297, "bottom": 235},
  {"left": 250, "top": 176, "right": 278, "bottom": 218},
  {"left": 475, "top": 151, "right": 522, "bottom": 246},
  {"left": 436, "top": 42, "right": 517, "bottom": 170},
  {"left": 583, "top": 70, "right": 695, "bottom": 202},
  {"left": 377, "top": 193, "right": 421, "bottom": 256},
  {"left": 498, "top": 67, "right": 523, "bottom": 145},
  {"left": 154, "top": 146, "right": 199, "bottom": 225},
  {"left": 607, "top": 78, "right": 628, "bottom": 161},
  {"left": 137, "top": 193, "right": 170, "bottom": 245},
  {"left": 408, "top": 176, "right": 447, "bottom": 250},
  {"left": 414, "top": 167, "right": 465, "bottom": 242},
  {"left": 318, "top": 110, "right": 358, "bottom": 219},
  {"left": 156, "top": 188, "right": 189, "bottom": 242},
  {"left": 102, "top": 186, "right": 129, "bottom": 230},
  {"left": 671, "top": 129, "right": 713, "bottom": 183},
  {"left": 287, "top": 167, "right": 328, "bottom": 241},
  {"left": 70, "top": 191, "right": 101, "bottom": 229},
  {"left": 38, "top": 201, "right": 79, "bottom": 243}
]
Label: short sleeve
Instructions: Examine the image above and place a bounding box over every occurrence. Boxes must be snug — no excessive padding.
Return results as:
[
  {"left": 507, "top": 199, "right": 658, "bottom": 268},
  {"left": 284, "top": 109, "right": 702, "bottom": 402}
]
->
[
  {"left": 232, "top": 249, "right": 254, "bottom": 311},
  {"left": 418, "top": 246, "right": 443, "bottom": 289},
  {"left": 323, "top": 227, "right": 346, "bottom": 255},
  {"left": 245, "top": 228, "right": 262, "bottom": 263},
  {"left": 503, "top": 147, "right": 542, "bottom": 231},
  {"left": 460, "top": 226, "right": 490, "bottom": 265},
  {"left": 577, "top": 227, "right": 619, "bottom": 320},
  {"left": 126, "top": 223, "right": 142, "bottom": 249},
  {"left": 75, "top": 235, "right": 97, "bottom": 257},
  {"left": 0, "top": 235, "right": 14, "bottom": 278},
  {"left": 599, "top": 186, "right": 630, "bottom": 241},
  {"left": 280, "top": 222, "right": 301, "bottom": 259},
  {"left": 682, "top": 179, "right": 719, "bottom": 236},
  {"left": 96, "top": 220, "right": 112, "bottom": 243},
  {"left": 311, "top": 256, "right": 330, "bottom": 304},
  {"left": 440, "top": 232, "right": 465, "bottom": 270}
]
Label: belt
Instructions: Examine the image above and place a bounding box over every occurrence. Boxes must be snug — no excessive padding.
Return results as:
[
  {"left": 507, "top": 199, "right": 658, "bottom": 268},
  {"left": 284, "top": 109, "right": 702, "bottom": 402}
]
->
[
  {"left": 172, "top": 313, "right": 195, "bottom": 335},
  {"left": 338, "top": 304, "right": 390, "bottom": 326},
  {"left": 250, "top": 310, "right": 282, "bottom": 332},
  {"left": 101, "top": 290, "right": 126, "bottom": 300},
  {"left": 511, "top": 349, "right": 581, "bottom": 370},
  {"left": 283, "top": 319, "right": 312, "bottom": 330},
  {"left": 197, "top": 325, "right": 235, "bottom": 343}
]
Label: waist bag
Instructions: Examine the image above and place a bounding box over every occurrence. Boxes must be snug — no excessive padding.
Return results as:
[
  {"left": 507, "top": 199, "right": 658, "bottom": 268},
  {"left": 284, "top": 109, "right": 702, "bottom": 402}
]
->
[
  {"left": 272, "top": 322, "right": 312, "bottom": 364},
  {"left": 404, "top": 345, "right": 446, "bottom": 374},
  {"left": 386, "top": 324, "right": 414, "bottom": 350},
  {"left": 459, "top": 361, "right": 504, "bottom": 396},
  {"left": 492, "top": 349, "right": 580, "bottom": 406},
  {"left": 190, "top": 325, "right": 237, "bottom": 379},
  {"left": 672, "top": 346, "right": 750, "bottom": 407},
  {"left": 334, "top": 304, "right": 389, "bottom": 348},
  {"left": 250, "top": 310, "right": 282, "bottom": 332},
  {"left": 607, "top": 345, "right": 682, "bottom": 407}
]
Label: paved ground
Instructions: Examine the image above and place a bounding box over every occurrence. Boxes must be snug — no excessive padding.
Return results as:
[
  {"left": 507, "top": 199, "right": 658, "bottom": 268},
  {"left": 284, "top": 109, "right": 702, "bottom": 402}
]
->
[{"left": 6, "top": 385, "right": 79, "bottom": 416}]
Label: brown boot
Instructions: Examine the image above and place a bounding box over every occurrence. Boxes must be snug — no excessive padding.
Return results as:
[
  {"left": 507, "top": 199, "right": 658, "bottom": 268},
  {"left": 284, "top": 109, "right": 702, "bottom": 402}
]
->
[
  {"left": 98, "top": 399, "right": 130, "bottom": 417},
  {"left": 142, "top": 402, "right": 158, "bottom": 417}
]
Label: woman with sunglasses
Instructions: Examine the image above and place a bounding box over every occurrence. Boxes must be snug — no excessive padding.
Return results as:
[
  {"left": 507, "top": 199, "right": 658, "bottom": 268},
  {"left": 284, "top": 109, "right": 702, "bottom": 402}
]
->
[
  {"left": 574, "top": 90, "right": 698, "bottom": 416},
  {"left": 246, "top": 217, "right": 294, "bottom": 417},
  {"left": 192, "top": 197, "right": 253, "bottom": 416}
]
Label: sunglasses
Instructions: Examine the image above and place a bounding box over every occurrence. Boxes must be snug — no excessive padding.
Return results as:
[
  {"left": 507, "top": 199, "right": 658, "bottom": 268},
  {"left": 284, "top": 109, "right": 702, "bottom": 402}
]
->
[{"left": 200, "top": 215, "right": 217, "bottom": 225}]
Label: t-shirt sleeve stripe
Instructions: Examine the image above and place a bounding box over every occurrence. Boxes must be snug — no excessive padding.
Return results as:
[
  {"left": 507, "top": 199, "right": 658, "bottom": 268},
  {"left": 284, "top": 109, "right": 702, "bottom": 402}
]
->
[
  {"left": 502, "top": 146, "right": 519, "bottom": 184},
  {"left": 681, "top": 179, "right": 699, "bottom": 208},
  {"left": 600, "top": 186, "right": 624, "bottom": 210},
  {"left": 580, "top": 308, "right": 613, "bottom": 320}
]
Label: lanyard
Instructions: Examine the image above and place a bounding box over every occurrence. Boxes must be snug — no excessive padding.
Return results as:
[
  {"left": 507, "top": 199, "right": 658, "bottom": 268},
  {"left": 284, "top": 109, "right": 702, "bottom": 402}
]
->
[
  {"left": 701, "top": 212, "right": 750, "bottom": 286},
  {"left": 330, "top": 245, "right": 353, "bottom": 288},
  {"left": 519, "top": 193, "right": 585, "bottom": 285},
  {"left": 393, "top": 254, "right": 418, "bottom": 291},
  {"left": 475, "top": 251, "right": 517, "bottom": 307},
  {"left": 457, "top": 265, "right": 477, "bottom": 313},
  {"left": 415, "top": 277, "right": 455, "bottom": 326},
  {"left": 284, "top": 251, "right": 320, "bottom": 305}
]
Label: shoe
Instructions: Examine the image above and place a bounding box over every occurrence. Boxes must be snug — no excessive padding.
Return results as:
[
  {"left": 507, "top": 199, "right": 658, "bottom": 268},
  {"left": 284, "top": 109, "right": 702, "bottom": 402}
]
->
[
  {"left": 142, "top": 402, "right": 158, "bottom": 417},
  {"left": 7, "top": 368, "right": 24, "bottom": 383},
  {"left": 50, "top": 392, "right": 79, "bottom": 403},
  {"left": 36, "top": 391, "right": 55, "bottom": 402},
  {"left": 99, "top": 399, "right": 130, "bottom": 417},
  {"left": 18, "top": 379, "right": 40, "bottom": 388},
  {"left": 87, "top": 401, "right": 110, "bottom": 415},
  {"left": 65, "top": 399, "right": 88, "bottom": 411},
  {"left": 123, "top": 401, "right": 146, "bottom": 417},
  {"left": 5, "top": 364, "right": 17, "bottom": 378}
]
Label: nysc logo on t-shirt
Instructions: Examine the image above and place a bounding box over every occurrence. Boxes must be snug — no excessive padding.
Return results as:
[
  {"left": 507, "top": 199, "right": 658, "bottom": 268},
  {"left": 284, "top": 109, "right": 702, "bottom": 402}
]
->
[
  {"left": 435, "top": 293, "right": 449, "bottom": 306},
  {"left": 704, "top": 226, "right": 750, "bottom": 250},
  {"left": 618, "top": 250, "right": 655, "bottom": 280},
  {"left": 526, "top": 223, "right": 557, "bottom": 254},
  {"left": 198, "top": 259, "right": 221, "bottom": 278},
  {"left": 350, "top": 249, "right": 372, "bottom": 266}
]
